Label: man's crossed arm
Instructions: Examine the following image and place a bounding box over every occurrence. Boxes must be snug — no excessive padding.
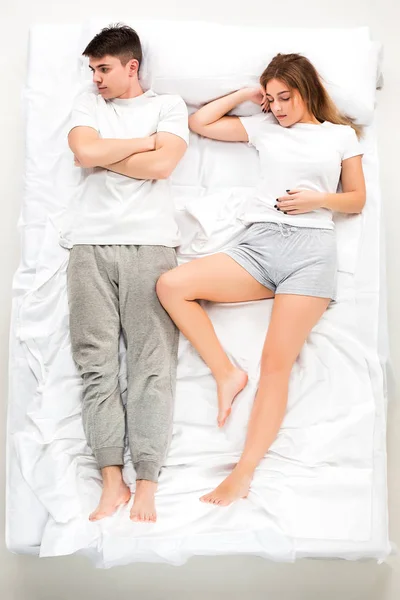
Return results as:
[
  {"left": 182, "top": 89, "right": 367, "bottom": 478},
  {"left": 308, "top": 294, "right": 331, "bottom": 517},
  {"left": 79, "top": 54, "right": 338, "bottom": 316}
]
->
[{"left": 68, "top": 126, "right": 187, "bottom": 180}]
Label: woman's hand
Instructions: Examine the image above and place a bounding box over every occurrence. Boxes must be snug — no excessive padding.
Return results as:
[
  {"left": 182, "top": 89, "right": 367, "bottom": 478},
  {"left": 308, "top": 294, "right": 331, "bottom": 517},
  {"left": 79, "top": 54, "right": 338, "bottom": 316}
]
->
[
  {"left": 275, "top": 189, "right": 326, "bottom": 215},
  {"left": 241, "top": 87, "right": 269, "bottom": 112}
]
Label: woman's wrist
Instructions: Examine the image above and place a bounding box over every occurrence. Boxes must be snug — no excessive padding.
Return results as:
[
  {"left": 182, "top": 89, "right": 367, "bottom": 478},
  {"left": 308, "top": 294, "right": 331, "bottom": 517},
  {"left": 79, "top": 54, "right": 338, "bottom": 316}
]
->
[
  {"left": 320, "top": 192, "right": 331, "bottom": 210},
  {"left": 235, "top": 88, "right": 256, "bottom": 104}
]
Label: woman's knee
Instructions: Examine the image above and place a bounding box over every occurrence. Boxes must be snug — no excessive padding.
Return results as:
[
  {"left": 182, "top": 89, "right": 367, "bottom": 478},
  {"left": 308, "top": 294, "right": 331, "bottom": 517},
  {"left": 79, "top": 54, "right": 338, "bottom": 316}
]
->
[{"left": 156, "top": 269, "right": 184, "bottom": 303}]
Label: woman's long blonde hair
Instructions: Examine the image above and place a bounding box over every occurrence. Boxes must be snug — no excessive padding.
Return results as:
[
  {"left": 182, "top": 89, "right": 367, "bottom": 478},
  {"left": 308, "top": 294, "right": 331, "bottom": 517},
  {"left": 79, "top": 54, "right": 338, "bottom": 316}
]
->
[{"left": 260, "top": 53, "right": 362, "bottom": 139}]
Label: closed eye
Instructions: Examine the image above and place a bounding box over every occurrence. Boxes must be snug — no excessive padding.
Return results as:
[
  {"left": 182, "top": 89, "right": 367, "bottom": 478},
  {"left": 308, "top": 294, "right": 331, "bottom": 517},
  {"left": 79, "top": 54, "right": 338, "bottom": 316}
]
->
[{"left": 268, "top": 96, "right": 291, "bottom": 103}]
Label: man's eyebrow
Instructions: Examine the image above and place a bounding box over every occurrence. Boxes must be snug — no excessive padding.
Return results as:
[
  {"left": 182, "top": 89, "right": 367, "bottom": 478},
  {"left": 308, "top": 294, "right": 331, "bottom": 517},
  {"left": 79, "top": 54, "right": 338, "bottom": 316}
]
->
[{"left": 89, "top": 63, "right": 111, "bottom": 70}]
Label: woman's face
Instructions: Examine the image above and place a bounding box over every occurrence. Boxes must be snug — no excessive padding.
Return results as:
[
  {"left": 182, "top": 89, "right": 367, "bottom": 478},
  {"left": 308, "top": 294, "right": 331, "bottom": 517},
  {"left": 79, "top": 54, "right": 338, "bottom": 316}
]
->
[{"left": 264, "top": 78, "right": 311, "bottom": 127}]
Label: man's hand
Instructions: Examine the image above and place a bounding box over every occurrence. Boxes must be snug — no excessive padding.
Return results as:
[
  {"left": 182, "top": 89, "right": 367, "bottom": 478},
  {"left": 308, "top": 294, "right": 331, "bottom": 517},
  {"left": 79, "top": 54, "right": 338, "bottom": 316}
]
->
[
  {"left": 147, "top": 134, "right": 157, "bottom": 151},
  {"left": 105, "top": 132, "right": 187, "bottom": 180}
]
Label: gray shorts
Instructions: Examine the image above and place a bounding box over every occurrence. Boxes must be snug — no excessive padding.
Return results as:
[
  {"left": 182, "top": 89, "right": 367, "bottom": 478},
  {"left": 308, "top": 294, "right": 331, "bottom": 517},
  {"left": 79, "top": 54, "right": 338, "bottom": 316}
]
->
[{"left": 223, "top": 222, "right": 337, "bottom": 300}]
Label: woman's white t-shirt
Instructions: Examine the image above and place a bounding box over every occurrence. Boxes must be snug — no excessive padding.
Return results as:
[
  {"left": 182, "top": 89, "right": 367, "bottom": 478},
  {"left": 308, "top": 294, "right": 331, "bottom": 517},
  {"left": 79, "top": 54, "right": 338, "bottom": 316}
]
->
[
  {"left": 60, "top": 89, "right": 189, "bottom": 248},
  {"left": 238, "top": 113, "right": 363, "bottom": 230}
]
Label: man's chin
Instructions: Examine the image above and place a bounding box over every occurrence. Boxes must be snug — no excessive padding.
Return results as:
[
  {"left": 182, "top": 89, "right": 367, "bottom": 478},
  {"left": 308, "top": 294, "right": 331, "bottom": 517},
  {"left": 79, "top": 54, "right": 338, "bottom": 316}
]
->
[{"left": 98, "top": 88, "right": 111, "bottom": 98}]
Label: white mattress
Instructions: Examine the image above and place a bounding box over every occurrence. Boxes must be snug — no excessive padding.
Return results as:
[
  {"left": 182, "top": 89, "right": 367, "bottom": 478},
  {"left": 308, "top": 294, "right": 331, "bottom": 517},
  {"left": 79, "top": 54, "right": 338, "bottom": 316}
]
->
[{"left": 6, "top": 23, "right": 391, "bottom": 567}]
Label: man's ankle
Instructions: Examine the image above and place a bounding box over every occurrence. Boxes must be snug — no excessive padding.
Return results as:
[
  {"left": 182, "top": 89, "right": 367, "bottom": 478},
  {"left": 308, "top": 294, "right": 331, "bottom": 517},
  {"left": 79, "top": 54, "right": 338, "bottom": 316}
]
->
[{"left": 101, "top": 465, "right": 123, "bottom": 484}]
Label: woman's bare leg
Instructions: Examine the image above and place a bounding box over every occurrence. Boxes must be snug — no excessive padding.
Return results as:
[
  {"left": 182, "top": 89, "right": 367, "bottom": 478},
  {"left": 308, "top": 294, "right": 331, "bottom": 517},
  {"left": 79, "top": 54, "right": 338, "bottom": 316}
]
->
[
  {"left": 156, "top": 253, "right": 273, "bottom": 426},
  {"left": 200, "top": 294, "right": 330, "bottom": 505}
]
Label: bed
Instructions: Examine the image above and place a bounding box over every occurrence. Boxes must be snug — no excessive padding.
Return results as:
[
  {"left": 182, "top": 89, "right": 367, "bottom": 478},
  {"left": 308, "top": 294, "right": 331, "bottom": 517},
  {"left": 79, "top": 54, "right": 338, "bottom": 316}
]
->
[{"left": 6, "top": 20, "right": 391, "bottom": 567}]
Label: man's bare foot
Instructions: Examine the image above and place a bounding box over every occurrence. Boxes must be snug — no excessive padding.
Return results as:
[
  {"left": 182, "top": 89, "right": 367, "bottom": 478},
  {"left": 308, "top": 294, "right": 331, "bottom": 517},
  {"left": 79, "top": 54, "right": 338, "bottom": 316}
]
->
[
  {"left": 130, "top": 480, "right": 157, "bottom": 523},
  {"left": 216, "top": 367, "right": 248, "bottom": 427},
  {"left": 200, "top": 467, "right": 252, "bottom": 507},
  {"left": 89, "top": 466, "right": 131, "bottom": 521}
]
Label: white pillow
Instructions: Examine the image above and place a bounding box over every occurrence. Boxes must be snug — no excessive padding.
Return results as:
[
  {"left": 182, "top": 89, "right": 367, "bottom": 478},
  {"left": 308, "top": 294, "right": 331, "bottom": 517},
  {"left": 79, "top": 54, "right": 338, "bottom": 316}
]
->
[{"left": 79, "top": 20, "right": 381, "bottom": 124}]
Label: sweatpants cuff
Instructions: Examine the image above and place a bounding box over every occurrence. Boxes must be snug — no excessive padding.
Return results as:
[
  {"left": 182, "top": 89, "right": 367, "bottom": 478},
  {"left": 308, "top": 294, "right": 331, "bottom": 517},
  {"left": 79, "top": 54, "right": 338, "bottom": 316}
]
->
[
  {"left": 135, "top": 461, "right": 161, "bottom": 482},
  {"left": 95, "top": 447, "right": 124, "bottom": 469}
]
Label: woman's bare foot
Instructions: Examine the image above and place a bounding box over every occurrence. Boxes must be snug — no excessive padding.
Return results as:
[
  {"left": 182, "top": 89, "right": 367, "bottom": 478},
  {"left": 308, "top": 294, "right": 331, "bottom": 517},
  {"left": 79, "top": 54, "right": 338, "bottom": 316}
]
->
[
  {"left": 216, "top": 367, "right": 248, "bottom": 427},
  {"left": 89, "top": 466, "right": 131, "bottom": 521},
  {"left": 200, "top": 467, "right": 252, "bottom": 507},
  {"left": 130, "top": 480, "right": 158, "bottom": 523}
]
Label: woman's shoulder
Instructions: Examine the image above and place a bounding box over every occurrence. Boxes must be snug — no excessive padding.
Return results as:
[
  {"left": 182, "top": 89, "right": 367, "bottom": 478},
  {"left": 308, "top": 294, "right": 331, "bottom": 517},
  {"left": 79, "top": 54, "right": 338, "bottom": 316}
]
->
[
  {"left": 320, "top": 121, "right": 358, "bottom": 143},
  {"left": 323, "top": 121, "right": 354, "bottom": 134},
  {"left": 239, "top": 111, "right": 278, "bottom": 136}
]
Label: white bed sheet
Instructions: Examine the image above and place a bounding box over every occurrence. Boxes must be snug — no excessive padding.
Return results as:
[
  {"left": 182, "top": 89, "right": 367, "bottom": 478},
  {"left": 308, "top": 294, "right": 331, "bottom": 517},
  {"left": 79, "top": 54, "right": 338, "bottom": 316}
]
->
[{"left": 6, "top": 23, "right": 391, "bottom": 566}]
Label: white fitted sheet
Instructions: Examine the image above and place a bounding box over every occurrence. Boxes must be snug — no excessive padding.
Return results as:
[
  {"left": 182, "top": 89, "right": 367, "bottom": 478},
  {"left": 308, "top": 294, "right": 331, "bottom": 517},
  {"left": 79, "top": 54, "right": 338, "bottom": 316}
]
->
[{"left": 6, "top": 23, "right": 391, "bottom": 566}]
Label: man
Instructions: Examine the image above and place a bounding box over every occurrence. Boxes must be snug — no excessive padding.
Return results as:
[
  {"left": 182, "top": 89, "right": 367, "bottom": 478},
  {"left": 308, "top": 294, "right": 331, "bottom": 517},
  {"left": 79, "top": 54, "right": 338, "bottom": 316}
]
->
[{"left": 63, "top": 24, "right": 188, "bottom": 523}]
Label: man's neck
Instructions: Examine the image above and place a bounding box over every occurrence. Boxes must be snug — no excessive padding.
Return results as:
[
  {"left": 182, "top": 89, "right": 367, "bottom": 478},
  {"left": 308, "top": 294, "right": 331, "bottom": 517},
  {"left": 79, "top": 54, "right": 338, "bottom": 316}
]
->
[{"left": 117, "top": 80, "right": 144, "bottom": 100}]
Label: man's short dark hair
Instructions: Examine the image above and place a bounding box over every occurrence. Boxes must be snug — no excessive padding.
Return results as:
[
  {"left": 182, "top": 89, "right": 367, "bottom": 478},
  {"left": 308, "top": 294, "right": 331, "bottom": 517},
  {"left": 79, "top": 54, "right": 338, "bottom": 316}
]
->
[{"left": 82, "top": 24, "right": 143, "bottom": 69}]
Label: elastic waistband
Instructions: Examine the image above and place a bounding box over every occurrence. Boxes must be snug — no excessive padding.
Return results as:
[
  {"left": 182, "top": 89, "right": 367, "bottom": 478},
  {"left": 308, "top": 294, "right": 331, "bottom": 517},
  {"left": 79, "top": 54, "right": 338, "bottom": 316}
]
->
[{"left": 255, "top": 221, "right": 335, "bottom": 235}]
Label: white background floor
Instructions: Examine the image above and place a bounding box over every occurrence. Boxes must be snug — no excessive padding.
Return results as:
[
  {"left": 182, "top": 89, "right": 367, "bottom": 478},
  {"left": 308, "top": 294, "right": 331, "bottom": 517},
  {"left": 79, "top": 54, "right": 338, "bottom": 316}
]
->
[{"left": 1, "top": 1, "right": 399, "bottom": 598}]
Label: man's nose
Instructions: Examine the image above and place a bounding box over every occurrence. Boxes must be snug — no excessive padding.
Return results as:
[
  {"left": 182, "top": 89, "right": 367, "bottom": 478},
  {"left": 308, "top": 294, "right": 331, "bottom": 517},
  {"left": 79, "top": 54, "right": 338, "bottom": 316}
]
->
[{"left": 93, "top": 71, "right": 102, "bottom": 84}]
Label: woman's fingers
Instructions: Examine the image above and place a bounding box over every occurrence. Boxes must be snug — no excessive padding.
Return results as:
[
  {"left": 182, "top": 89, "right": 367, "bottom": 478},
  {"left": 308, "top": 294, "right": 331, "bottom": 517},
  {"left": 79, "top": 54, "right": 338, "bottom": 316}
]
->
[{"left": 261, "top": 97, "right": 270, "bottom": 113}]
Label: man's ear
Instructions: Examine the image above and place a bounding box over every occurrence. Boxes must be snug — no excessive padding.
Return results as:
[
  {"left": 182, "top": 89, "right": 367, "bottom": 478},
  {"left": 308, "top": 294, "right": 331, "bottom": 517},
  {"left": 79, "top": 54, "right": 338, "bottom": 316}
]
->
[{"left": 128, "top": 59, "right": 139, "bottom": 77}]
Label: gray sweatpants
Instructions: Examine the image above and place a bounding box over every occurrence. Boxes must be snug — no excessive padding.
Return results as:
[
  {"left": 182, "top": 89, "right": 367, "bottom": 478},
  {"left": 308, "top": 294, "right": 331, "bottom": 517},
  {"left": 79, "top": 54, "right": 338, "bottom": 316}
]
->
[{"left": 67, "top": 245, "right": 179, "bottom": 482}]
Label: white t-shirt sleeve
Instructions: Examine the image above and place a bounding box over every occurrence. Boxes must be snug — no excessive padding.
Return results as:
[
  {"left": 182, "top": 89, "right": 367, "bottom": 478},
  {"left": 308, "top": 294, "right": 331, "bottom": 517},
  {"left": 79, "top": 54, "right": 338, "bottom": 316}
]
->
[
  {"left": 157, "top": 96, "right": 189, "bottom": 145},
  {"left": 342, "top": 125, "right": 363, "bottom": 161},
  {"left": 238, "top": 112, "right": 271, "bottom": 147},
  {"left": 68, "top": 92, "right": 99, "bottom": 134}
]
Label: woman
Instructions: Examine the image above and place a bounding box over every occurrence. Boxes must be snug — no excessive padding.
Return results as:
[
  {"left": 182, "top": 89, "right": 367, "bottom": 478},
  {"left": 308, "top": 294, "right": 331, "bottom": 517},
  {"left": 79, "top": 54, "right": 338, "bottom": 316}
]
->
[{"left": 156, "top": 53, "right": 366, "bottom": 507}]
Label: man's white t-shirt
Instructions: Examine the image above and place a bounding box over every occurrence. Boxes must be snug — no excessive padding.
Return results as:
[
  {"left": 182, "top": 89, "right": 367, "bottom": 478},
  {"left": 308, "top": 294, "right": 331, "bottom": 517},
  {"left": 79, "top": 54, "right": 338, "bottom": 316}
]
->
[
  {"left": 238, "top": 113, "right": 363, "bottom": 230},
  {"left": 60, "top": 89, "right": 189, "bottom": 248}
]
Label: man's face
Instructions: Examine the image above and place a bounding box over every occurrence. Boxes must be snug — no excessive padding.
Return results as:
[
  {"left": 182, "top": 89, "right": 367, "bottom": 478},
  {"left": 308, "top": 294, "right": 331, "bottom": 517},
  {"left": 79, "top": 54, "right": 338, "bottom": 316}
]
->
[{"left": 89, "top": 55, "right": 138, "bottom": 100}]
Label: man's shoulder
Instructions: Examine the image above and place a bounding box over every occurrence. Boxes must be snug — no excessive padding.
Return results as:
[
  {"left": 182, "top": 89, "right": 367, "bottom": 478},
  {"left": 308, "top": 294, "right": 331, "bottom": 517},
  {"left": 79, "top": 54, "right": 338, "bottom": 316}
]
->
[{"left": 72, "top": 87, "right": 99, "bottom": 109}]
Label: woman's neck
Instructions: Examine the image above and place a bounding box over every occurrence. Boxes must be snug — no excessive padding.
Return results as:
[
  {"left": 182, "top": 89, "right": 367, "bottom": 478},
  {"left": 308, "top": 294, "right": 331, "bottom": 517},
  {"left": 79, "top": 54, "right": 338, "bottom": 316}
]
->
[{"left": 299, "top": 112, "right": 321, "bottom": 125}]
